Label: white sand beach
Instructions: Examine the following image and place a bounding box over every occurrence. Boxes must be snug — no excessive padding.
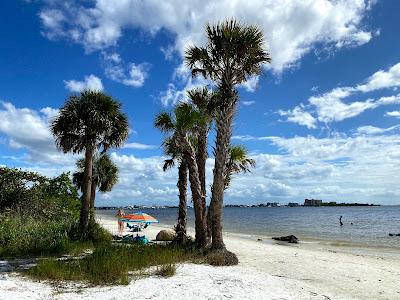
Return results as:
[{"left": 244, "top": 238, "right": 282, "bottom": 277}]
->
[{"left": 1, "top": 215, "right": 400, "bottom": 300}]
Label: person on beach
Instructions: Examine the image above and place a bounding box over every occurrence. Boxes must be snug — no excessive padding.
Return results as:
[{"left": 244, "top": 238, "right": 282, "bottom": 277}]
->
[
  {"left": 339, "top": 215, "right": 343, "bottom": 226},
  {"left": 116, "top": 209, "right": 125, "bottom": 235}
]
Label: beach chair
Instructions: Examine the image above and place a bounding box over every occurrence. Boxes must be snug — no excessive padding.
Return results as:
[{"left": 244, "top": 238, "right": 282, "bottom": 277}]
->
[{"left": 126, "top": 222, "right": 142, "bottom": 232}]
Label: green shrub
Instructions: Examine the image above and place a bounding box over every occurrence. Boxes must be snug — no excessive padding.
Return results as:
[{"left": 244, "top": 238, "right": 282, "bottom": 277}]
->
[{"left": 0, "top": 216, "right": 74, "bottom": 257}]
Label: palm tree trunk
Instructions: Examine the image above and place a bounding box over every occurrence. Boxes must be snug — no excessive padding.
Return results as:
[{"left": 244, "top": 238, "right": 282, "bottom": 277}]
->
[
  {"left": 196, "top": 126, "right": 208, "bottom": 237},
  {"left": 175, "top": 160, "right": 188, "bottom": 244},
  {"left": 80, "top": 144, "right": 94, "bottom": 236},
  {"left": 209, "top": 99, "right": 236, "bottom": 250},
  {"left": 89, "top": 181, "right": 97, "bottom": 225},
  {"left": 184, "top": 148, "right": 207, "bottom": 248}
]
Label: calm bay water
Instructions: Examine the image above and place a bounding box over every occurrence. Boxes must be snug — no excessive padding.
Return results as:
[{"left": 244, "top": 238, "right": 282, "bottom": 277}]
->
[{"left": 98, "top": 206, "right": 400, "bottom": 250}]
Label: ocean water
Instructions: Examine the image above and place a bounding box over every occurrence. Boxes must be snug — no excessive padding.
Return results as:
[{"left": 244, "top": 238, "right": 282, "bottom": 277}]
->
[{"left": 97, "top": 206, "right": 400, "bottom": 251}]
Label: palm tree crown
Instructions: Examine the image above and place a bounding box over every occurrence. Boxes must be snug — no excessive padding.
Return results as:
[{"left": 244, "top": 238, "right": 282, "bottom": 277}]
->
[
  {"left": 51, "top": 90, "right": 129, "bottom": 154},
  {"left": 186, "top": 19, "right": 271, "bottom": 87},
  {"left": 73, "top": 153, "right": 118, "bottom": 193},
  {"left": 225, "top": 145, "right": 256, "bottom": 189}
]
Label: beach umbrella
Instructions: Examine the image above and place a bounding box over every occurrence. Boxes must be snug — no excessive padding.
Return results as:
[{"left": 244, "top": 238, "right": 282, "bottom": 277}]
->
[{"left": 120, "top": 212, "right": 159, "bottom": 224}]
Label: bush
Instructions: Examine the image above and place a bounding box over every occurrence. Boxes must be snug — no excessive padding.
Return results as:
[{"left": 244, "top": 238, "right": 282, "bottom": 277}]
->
[
  {"left": 0, "top": 168, "right": 82, "bottom": 258},
  {"left": 0, "top": 216, "right": 73, "bottom": 257},
  {"left": 155, "top": 264, "right": 176, "bottom": 277}
]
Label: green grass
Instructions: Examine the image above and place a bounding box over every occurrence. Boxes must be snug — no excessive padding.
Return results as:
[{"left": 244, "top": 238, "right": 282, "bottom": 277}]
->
[
  {"left": 27, "top": 243, "right": 199, "bottom": 285},
  {"left": 155, "top": 264, "right": 176, "bottom": 277},
  {"left": 0, "top": 215, "right": 112, "bottom": 258}
]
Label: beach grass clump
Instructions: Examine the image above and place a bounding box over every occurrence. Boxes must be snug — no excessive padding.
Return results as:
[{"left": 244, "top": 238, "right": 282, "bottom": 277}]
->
[
  {"left": 155, "top": 264, "right": 176, "bottom": 277},
  {"left": 205, "top": 250, "right": 239, "bottom": 266},
  {"left": 28, "top": 243, "right": 195, "bottom": 285}
]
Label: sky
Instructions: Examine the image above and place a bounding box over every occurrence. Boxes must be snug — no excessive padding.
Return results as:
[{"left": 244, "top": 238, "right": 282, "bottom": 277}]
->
[{"left": 1, "top": 0, "right": 400, "bottom": 206}]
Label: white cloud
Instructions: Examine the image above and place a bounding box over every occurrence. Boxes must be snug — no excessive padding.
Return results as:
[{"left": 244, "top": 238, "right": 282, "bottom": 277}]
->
[
  {"left": 39, "top": 0, "right": 375, "bottom": 72},
  {"left": 280, "top": 63, "right": 400, "bottom": 126},
  {"left": 0, "top": 101, "right": 73, "bottom": 166},
  {"left": 386, "top": 111, "right": 400, "bottom": 118},
  {"left": 278, "top": 105, "right": 317, "bottom": 129},
  {"left": 240, "top": 76, "right": 259, "bottom": 92},
  {"left": 123, "top": 142, "right": 158, "bottom": 150},
  {"left": 64, "top": 74, "right": 104, "bottom": 92},
  {"left": 160, "top": 76, "right": 212, "bottom": 107},
  {"left": 242, "top": 101, "right": 256, "bottom": 106},
  {"left": 356, "top": 125, "right": 400, "bottom": 135},
  {"left": 357, "top": 63, "right": 400, "bottom": 92},
  {"left": 102, "top": 52, "right": 150, "bottom": 88}
]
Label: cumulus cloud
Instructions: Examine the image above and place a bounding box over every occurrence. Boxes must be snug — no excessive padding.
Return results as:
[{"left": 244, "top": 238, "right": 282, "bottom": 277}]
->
[
  {"left": 38, "top": 0, "right": 375, "bottom": 72},
  {"left": 102, "top": 52, "right": 150, "bottom": 87},
  {"left": 278, "top": 105, "right": 317, "bottom": 129},
  {"left": 386, "top": 110, "right": 400, "bottom": 118},
  {"left": 0, "top": 101, "right": 74, "bottom": 166},
  {"left": 160, "top": 76, "right": 212, "bottom": 107},
  {"left": 64, "top": 74, "right": 104, "bottom": 92},
  {"left": 279, "top": 63, "right": 400, "bottom": 127}
]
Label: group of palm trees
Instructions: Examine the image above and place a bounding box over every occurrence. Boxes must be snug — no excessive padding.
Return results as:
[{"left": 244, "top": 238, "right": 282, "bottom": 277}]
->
[
  {"left": 50, "top": 19, "right": 270, "bottom": 255},
  {"left": 156, "top": 20, "right": 270, "bottom": 250}
]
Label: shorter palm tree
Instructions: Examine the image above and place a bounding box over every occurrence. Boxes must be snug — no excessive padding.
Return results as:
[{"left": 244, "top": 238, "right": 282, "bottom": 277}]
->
[
  {"left": 155, "top": 103, "right": 208, "bottom": 247},
  {"left": 73, "top": 153, "right": 118, "bottom": 223},
  {"left": 51, "top": 90, "right": 128, "bottom": 235},
  {"left": 162, "top": 138, "right": 188, "bottom": 244}
]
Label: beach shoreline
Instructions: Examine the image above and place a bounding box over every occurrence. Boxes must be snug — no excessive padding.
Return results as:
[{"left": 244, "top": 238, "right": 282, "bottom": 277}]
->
[{"left": 1, "top": 213, "right": 399, "bottom": 299}]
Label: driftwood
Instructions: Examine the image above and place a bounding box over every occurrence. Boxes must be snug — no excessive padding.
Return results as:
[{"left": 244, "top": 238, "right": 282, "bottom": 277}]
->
[{"left": 272, "top": 235, "right": 299, "bottom": 243}]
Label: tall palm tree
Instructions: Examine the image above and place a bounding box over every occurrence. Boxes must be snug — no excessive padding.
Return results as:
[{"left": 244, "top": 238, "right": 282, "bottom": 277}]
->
[
  {"left": 51, "top": 90, "right": 128, "bottom": 235},
  {"left": 73, "top": 152, "right": 119, "bottom": 223},
  {"left": 155, "top": 103, "right": 207, "bottom": 247},
  {"left": 162, "top": 138, "right": 188, "bottom": 245},
  {"left": 186, "top": 19, "right": 270, "bottom": 249}
]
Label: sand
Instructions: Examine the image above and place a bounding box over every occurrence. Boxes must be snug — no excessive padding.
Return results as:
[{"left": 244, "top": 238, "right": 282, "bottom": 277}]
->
[{"left": 1, "top": 215, "right": 399, "bottom": 300}]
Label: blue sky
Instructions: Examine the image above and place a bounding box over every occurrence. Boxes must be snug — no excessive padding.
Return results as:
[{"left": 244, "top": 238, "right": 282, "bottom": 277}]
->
[{"left": 1, "top": 0, "right": 400, "bottom": 206}]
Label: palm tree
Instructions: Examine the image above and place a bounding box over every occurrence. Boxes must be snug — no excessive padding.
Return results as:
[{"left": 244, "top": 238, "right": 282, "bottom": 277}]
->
[
  {"left": 51, "top": 90, "right": 128, "bottom": 235},
  {"left": 155, "top": 103, "right": 207, "bottom": 247},
  {"left": 187, "top": 87, "right": 216, "bottom": 237},
  {"left": 162, "top": 138, "right": 188, "bottom": 245},
  {"left": 73, "top": 152, "right": 119, "bottom": 223},
  {"left": 224, "top": 145, "right": 256, "bottom": 189},
  {"left": 186, "top": 19, "right": 270, "bottom": 250}
]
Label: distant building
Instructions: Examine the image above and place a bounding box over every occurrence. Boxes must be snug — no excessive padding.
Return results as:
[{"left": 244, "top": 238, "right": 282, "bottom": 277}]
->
[
  {"left": 303, "top": 199, "right": 322, "bottom": 206},
  {"left": 287, "top": 202, "right": 299, "bottom": 207}
]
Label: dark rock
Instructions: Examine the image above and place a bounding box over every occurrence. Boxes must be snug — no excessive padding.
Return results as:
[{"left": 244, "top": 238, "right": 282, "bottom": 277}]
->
[
  {"left": 388, "top": 233, "right": 400, "bottom": 237},
  {"left": 272, "top": 235, "right": 299, "bottom": 243},
  {"left": 257, "top": 238, "right": 262, "bottom": 241},
  {"left": 389, "top": 233, "right": 394, "bottom": 236}
]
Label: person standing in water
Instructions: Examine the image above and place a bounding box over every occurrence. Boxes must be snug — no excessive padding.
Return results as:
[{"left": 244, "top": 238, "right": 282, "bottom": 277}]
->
[
  {"left": 339, "top": 215, "right": 343, "bottom": 226},
  {"left": 116, "top": 209, "right": 125, "bottom": 235}
]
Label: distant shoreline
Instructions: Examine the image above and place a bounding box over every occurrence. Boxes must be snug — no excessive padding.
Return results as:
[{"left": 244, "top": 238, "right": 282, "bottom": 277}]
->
[{"left": 96, "top": 203, "right": 382, "bottom": 210}]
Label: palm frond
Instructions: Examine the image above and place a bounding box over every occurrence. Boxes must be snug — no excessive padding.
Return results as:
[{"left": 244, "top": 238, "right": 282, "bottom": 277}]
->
[{"left": 154, "top": 112, "right": 174, "bottom": 133}]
